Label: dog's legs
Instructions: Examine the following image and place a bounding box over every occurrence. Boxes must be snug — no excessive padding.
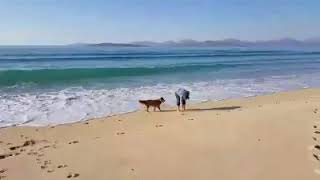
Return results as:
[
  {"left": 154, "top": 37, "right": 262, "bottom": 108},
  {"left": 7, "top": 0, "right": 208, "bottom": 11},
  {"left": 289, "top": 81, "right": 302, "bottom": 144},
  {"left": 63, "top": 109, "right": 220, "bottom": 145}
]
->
[
  {"left": 146, "top": 106, "right": 149, "bottom": 112},
  {"left": 157, "top": 106, "right": 161, "bottom": 112},
  {"left": 153, "top": 106, "right": 156, "bottom": 112}
]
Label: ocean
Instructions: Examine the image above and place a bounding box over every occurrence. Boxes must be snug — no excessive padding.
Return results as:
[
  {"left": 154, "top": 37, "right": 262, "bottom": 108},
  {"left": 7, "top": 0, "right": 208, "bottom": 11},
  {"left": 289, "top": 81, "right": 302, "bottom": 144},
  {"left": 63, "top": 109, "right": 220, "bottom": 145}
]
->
[{"left": 1, "top": 46, "right": 320, "bottom": 127}]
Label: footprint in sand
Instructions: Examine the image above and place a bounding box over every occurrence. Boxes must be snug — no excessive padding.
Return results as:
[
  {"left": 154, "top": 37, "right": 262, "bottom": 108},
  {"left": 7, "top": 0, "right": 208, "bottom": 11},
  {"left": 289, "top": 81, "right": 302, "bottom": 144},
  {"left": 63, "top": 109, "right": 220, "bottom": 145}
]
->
[
  {"left": 47, "top": 169, "right": 54, "bottom": 173},
  {"left": 314, "top": 109, "right": 318, "bottom": 114},
  {"left": 0, "top": 171, "right": 5, "bottom": 179},
  {"left": 23, "top": 139, "right": 36, "bottom": 146},
  {"left": 0, "top": 153, "right": 13, "bottom": 160},
  {"left": 313, "top": 154, "right": 319, "bottom": 161},
  {"left": 68, "top": 141, "right": 79, "bottom": 144},
  {"left": 116, "top": 132, "right": 125, "bottom": 135},
  {"left": 57, "top": 164, "right": 68, "bottom": 168},
  {"left": 311, "top": 119, "right": 320, "bottom": 170},
  {"left": 188, "top": 118, "right": 194, "bottom": 120},
  {"left": 40, "top": 160, "right": 52, "bottom": 170},
  {"left": 27, "top": 151, "right": 38, "bottom": 156},
  {"left": 9, "top": 139, "right": 36, "bottom": 151},
  {"left": 42, "top": 145, "right": 51, "bottom": 150},
  {"left": 44, "top": 160, "right": 51, "bottom": 165},
  {"left": 0, "top": 169, "right": 7, "bottom": 179},
  {"left": 67, "top": 173, "right": 80, "bottom": 178},
  {"left": 9, "top": 146, "right": 19, "bottom": 151},
  {"left": 155, "top": 124, "right": 164, "bottom": 128}
]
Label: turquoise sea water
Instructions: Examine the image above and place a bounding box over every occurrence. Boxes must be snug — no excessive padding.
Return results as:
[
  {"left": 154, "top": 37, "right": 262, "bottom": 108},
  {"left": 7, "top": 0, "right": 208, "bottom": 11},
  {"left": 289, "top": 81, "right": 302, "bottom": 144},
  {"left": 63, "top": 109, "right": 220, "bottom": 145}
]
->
[{"left": 1, "top": 46, "right": 320, "bottom": 127}]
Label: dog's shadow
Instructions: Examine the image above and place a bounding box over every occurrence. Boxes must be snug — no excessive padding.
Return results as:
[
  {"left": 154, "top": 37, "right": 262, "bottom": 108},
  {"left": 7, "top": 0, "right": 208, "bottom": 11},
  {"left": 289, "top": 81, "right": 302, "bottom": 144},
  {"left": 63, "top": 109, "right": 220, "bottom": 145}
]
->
[{"left": 160, "top": 106, "right": 241, "bottom": 112}]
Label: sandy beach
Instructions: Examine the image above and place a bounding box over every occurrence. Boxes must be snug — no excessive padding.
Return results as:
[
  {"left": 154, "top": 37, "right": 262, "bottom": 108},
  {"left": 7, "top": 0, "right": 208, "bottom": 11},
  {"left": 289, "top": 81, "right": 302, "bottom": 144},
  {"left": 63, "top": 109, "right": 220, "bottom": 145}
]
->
[{"left": 0, "top": 88, "right": 320, "bottom": 180}]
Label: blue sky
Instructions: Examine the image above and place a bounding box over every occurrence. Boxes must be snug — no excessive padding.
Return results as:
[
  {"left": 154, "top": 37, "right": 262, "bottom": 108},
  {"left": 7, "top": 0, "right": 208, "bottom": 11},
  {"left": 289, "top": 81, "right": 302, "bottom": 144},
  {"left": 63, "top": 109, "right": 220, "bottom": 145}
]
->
[{"left": 0, "top": 0, "right": 319, "bottom": 45}]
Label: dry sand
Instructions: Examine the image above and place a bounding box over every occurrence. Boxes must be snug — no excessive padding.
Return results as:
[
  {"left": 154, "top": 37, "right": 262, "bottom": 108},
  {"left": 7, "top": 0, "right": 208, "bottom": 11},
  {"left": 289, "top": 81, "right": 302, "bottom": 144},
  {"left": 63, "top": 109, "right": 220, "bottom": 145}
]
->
[{"left": 0, "top": 88, "right": 320, "bottom": 180}]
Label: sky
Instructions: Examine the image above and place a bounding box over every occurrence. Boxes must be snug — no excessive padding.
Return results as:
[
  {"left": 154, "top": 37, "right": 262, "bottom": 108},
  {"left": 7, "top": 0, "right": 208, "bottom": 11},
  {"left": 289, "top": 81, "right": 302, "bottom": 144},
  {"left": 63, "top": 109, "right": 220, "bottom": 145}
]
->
[{"left": 0, "top": 0, "right": 319, "bottom": 45}]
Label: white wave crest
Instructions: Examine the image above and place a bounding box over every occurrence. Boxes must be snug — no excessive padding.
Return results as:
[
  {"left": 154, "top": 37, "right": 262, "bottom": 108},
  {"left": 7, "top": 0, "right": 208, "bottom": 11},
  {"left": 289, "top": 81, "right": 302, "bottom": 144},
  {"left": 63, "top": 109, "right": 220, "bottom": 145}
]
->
[{"left": 1, "top": 73, "right": 320, "bottom": 127}]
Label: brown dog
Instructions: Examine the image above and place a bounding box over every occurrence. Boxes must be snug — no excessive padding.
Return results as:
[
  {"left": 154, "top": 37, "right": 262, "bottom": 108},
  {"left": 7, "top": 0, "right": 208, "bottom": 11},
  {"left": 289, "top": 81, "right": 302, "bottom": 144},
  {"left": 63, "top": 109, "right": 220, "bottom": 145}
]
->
[{"left": 139, "top": 97, "right": 165, "bottom": 112}]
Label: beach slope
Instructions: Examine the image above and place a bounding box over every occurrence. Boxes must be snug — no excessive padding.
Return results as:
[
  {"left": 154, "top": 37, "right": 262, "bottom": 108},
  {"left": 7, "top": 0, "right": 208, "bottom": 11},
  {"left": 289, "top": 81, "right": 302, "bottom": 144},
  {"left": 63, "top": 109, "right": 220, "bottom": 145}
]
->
[{"left": 0, "top": 89, "right": 320, "bottom": 180}]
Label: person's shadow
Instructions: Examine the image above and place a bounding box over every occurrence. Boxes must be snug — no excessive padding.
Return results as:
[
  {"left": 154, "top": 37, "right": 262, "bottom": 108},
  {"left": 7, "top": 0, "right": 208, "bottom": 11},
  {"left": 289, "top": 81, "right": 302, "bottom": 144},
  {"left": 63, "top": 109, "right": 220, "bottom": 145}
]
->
[{"left": 160, "top": 106, "right": 241, "bottom": 112}]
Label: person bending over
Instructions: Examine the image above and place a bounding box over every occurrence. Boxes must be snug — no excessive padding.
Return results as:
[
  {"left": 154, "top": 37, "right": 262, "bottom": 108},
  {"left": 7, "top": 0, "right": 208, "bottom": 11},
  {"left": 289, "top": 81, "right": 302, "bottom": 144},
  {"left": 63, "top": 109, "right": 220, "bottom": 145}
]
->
[{"left": 175, "top": 88, "right": 190, "bottom": 112}]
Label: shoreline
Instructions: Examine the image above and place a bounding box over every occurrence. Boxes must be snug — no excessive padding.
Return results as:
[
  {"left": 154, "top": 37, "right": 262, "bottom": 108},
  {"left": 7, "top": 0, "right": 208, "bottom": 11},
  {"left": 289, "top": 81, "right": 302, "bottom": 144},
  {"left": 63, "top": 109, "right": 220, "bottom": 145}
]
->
[
  {"left": 2, "top": 71, "right": 319, "bottom": 128},
  {"left": 1, "top": 87, "right": 313, "bottom": 129},
  {"left": 0, "top": 88, "right": 320, "bottom": 179}
]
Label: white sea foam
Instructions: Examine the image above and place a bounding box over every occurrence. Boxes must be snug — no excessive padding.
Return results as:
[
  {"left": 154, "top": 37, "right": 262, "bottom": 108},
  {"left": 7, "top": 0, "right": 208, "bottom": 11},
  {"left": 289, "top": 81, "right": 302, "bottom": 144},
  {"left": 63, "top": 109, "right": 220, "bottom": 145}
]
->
[{"left": 1, "top": 73, "right": 320, "bottom": 127}]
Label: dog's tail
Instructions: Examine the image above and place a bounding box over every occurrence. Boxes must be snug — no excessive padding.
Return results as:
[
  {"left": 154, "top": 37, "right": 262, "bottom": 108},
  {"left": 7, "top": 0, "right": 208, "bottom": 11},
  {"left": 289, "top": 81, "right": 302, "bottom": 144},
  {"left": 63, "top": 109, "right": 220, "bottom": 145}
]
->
[{"left": 139, "top": 100, "right": 145, "bottom": 104}]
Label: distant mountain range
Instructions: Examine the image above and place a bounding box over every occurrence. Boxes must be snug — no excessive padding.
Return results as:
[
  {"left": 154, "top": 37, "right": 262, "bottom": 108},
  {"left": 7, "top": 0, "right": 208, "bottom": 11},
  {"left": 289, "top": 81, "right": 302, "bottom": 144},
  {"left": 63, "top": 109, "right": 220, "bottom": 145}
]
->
[
  {"left": 87, "top": 42, "right": 146, "bottom": 47},
  {"left": 77, "top": 38, "right": 320, "bottom": 48}
]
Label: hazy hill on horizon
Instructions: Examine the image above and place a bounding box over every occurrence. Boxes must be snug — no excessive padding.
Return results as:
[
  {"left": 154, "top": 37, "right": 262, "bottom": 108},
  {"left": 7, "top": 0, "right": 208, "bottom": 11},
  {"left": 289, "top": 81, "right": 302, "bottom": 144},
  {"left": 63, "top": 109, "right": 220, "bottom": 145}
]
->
[{"left": 77, "top": 38, "right": 320, "bottom": 48}]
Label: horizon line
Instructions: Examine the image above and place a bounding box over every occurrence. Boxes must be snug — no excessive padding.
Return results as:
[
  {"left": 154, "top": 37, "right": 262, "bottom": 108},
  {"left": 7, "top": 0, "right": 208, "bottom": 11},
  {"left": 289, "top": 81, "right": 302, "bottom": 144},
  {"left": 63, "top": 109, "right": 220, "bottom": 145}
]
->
[{"left": 0, "top": 37, "right": 319, "bottom": 46}]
